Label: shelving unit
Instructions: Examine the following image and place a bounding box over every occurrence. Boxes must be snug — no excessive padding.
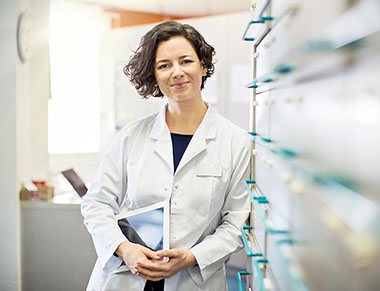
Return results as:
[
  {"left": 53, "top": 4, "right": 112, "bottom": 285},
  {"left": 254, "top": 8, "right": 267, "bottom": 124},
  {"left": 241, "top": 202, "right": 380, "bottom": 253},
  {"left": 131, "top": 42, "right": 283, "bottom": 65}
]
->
[{"left": 239, "top": 0, "right": 380, "bottom": 290}]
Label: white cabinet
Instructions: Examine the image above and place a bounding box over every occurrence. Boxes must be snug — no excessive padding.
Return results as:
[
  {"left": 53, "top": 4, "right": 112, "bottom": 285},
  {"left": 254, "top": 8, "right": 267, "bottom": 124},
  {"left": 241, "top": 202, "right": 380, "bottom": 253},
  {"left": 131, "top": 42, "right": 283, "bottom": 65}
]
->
[
  {"left": 21, "top": 202, "right": 97, "bottom": 291},
  {"left": 241, "top": 0, "right": 380, "bottom": 290}
]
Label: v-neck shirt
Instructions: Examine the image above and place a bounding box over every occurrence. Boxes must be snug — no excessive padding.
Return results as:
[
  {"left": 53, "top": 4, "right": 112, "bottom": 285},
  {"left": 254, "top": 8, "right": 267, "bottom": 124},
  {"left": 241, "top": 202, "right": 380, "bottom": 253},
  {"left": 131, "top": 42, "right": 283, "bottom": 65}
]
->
[{"left": 170, "top": 132, "right": 193, "bottom": 173}]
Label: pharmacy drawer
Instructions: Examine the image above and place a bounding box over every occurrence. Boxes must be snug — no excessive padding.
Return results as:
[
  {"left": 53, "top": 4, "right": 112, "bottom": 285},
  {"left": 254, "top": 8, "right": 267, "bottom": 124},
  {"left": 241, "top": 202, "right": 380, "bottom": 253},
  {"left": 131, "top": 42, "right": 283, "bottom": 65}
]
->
[
  {"left": 264, "top": 153, "right": 295, "bottom": 226},
  {"left": 266, "top": 235, "right": 317, "bottom": 291},
  {"left": 250, "top": 257, "right": 281, "bottom": 291},
  {"left": 254, "top": 142, "right": 275, "bottom": 200},
  {"left": 255, "top": 90, "right": 271, "bottom": 139},
  {"left": 253, "top": 194, "right": 290, "bottom": 256},
  {"left": 242, "top": 225, "right": 264, "bottom": 258},
  {"left": 253, "top": 198, "right": 268, "bottom": 258},
  {"left": 258, "top": 0, "right": 349, "bottom": 68},
  {"left": 292, "top": 174, "right": 380, "bottom": 291},
  {"left": 255, "top": 36, "right": 276, "bottom": 78},
  {"left": 270, "top": 55, "right": 380, "bottom": 200},
  {"left": 269, "top": 86, "right": 307, "bottom": 151},
  {"left": 253, "top": 144, "right": 295, "bottom": 227}
]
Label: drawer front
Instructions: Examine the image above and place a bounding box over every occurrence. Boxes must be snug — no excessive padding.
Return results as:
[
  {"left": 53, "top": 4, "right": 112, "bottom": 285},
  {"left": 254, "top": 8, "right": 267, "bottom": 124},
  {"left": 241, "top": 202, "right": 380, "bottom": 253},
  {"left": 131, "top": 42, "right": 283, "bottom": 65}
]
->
[
  {"left": 250, "top": 257, "right": 281, "bottom": 291},
  {"left": 255, "top": 142, "right": 274, "bottom": 198},
  {"left": 293, "top": 173, "right": 380, "bottom": 291},
  {"left": 266, "top": 235, "right": 313, "bottom": 291},
  {"left": 255, "top": 90, "right": 271, "bottom": 139}
]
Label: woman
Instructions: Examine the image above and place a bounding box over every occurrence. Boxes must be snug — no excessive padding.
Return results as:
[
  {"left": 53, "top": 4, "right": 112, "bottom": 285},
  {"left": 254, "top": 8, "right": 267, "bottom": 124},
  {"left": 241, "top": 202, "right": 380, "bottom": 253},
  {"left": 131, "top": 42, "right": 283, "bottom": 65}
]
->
[{"left": 81, "top": 20, "right": 251, "bottom": 291}]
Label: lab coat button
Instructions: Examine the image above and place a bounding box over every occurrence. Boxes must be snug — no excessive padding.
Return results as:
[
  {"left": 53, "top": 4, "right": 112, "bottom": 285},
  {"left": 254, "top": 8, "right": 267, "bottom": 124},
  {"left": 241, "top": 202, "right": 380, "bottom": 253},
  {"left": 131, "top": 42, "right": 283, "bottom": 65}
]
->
[
  {"left": 174, "top": 185, "right": 179, "bottom": 190},
  {"left": 173, "top": 236, "right": 177, "bottom": 240},
  {"left": 164, "top": 187, "right": 168, "bottom": 191}
]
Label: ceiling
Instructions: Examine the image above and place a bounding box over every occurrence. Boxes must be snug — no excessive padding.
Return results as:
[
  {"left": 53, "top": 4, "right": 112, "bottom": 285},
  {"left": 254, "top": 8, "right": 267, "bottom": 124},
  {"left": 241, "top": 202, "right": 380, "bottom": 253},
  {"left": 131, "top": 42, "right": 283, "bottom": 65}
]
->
[{"left": 79, "top": 0, "right": 251, "bottom": 16}]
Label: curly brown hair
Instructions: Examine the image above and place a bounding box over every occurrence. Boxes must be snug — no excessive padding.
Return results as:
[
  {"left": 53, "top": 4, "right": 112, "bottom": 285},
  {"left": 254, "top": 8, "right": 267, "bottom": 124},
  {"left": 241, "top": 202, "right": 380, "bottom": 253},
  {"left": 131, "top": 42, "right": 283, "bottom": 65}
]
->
[{"left": 123, "top": 21, "right": 215, "bottom": 99}]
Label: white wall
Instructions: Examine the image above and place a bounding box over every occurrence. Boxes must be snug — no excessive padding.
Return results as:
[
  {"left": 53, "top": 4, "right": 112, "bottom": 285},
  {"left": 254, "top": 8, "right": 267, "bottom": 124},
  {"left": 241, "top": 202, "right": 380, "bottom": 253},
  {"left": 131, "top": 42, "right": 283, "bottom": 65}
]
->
[
  {"left": 0, "top": 0, "right": 20, "bottom": 289},
  {"left": 0, "top": 0, "right": 50, "bottom": 289}
]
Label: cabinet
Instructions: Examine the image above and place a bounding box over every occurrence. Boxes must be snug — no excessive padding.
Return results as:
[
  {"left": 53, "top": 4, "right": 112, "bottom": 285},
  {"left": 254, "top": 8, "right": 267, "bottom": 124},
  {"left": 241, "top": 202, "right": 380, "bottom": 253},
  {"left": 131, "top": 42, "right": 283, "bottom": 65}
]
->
[{"left": 240, "top": 0, "right": 380, "bottom": 290}]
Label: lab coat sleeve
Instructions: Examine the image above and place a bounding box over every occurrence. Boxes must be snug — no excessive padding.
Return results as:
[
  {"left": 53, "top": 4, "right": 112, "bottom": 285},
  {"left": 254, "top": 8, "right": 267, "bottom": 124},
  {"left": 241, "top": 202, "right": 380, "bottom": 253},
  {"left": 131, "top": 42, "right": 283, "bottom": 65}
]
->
[
  {"left": 187, "top": 135, "right": 251, "bottom": 284},
  {"left": 81, "top": 130, "right": 130, "bottom": 272}
]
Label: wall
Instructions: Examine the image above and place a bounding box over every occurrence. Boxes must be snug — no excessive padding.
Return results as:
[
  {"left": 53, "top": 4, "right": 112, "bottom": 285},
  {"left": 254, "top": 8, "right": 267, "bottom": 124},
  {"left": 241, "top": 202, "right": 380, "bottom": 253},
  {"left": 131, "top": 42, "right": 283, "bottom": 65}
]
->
[
  {"left": 0, "top": 0, "right": 20, "bottom": 289},
  {"left": 104, "top": 8, "right": 197, "bottom": 28},
  {"left": 0, "top": 0, "right": 50, "bottom": 289}
]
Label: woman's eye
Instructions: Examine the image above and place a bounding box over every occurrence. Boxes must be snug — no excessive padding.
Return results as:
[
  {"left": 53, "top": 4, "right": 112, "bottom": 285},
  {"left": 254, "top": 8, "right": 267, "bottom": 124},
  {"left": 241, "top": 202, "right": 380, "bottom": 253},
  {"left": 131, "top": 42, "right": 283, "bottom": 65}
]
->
[
  {"left": 183, "top": 59, "right": 193, "bottom": 64},
  {"left": 157, "top": 64, "right": 168, "bottom": 70}
]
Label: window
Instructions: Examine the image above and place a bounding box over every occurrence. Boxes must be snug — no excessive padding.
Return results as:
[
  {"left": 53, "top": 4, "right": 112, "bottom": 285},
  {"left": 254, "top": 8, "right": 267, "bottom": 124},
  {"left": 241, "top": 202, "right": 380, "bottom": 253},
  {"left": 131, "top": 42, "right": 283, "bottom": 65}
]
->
[{"left": 48, "top": 1, "right": 108, "bottom": 153}]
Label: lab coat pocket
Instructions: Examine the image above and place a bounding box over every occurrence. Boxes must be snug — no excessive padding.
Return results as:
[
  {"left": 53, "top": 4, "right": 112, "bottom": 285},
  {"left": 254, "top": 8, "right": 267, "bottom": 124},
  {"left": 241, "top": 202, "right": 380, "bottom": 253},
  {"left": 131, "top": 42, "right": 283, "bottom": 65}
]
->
[
  {"left": 196, "top": 164, "right": 222, "bottom": 177},
  {"left": 195, "top": 164, "right": 223, "bottom": 218}
]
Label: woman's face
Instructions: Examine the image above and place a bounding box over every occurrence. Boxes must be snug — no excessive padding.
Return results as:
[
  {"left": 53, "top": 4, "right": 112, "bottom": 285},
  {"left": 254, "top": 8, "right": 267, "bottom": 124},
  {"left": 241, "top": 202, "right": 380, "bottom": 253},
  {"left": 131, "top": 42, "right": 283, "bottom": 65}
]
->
[{"left": 154, "top": 36, "right": 207, "bottom": 103}]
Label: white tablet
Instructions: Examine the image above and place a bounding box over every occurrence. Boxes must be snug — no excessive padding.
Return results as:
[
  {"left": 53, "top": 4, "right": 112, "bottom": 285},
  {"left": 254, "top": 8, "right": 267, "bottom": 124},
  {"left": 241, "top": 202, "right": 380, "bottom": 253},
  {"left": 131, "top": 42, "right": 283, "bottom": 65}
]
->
[{"left": 113, "top": 200, "right": 170, "bottom": 273}]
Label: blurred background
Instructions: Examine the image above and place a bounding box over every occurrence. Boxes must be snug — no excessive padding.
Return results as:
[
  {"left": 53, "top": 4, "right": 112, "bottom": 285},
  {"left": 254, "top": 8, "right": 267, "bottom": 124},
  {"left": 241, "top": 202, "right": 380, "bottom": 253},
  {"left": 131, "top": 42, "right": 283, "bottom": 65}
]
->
[
  {"left": 1, "top": 0, "right": 252, "bottom": 290},
  {"left": 2, "top": 0, "right": 380, "bottom": 290}
]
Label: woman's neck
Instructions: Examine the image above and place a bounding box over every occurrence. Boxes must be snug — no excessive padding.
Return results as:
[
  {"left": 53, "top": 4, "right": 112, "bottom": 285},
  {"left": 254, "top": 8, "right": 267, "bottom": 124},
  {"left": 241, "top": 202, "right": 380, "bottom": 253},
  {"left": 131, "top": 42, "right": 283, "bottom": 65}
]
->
[{"left": 166, "top": 98, "right": 208, "bottom": 135}]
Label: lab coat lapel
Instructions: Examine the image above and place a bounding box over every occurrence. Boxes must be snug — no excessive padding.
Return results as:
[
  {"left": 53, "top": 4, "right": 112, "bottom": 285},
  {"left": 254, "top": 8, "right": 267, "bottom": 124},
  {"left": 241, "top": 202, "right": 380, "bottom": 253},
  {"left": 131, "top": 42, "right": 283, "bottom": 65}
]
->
[
  {"left": 150, "top": 104, "right": 173, "bottom": 172},
  {"left": 175, "top": 106, "right": 217, "bottom": 174}
]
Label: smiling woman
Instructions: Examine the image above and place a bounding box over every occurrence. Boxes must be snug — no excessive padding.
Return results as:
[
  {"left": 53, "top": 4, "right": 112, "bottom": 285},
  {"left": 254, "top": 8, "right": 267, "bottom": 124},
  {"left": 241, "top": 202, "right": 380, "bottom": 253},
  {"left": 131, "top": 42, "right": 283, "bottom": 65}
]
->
[
  {"left": 81, "top": 20, "right": 251, "bottom": 291},
  {"left": 154, "top": 37, "right": 207, "bottom": 103},
  {"left": 123, "top": 21, "right": 215, "bottom": 99}
]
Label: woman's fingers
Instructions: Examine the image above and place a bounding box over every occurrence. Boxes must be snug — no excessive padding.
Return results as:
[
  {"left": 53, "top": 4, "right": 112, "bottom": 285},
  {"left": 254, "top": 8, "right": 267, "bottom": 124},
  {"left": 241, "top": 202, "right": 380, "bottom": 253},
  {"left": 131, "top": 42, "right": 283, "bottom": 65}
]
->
[
  {"left": 135, "top": 262, "right": 168, "bottom": 280},
  {"left": 142, "top": 248, "right": 162, "bottom": 260},
  {"left": 156, "top": 249, "right": 180, "bottom": 258},
  {"left": 136, "top": 259, "right": 168, "bottom": 271},
  {"left": 136, "top": 270, "right": 164, "bottom": 282}
]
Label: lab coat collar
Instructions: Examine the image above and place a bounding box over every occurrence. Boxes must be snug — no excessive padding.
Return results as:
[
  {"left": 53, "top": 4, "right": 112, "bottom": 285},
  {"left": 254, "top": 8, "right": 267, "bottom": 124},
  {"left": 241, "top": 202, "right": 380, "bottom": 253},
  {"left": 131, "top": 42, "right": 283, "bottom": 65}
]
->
[
  {"left": 150, "top": 102, "right": 217, "bottom": 140},
  {"left": 150, "top": 103, "right": 217, "bottom": 174}
]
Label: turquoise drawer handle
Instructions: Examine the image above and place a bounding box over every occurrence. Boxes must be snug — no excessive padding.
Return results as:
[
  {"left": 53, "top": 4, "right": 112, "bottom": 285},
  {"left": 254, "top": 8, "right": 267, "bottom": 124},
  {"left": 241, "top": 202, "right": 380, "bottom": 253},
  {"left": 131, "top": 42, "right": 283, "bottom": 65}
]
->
[
  {"left": 242, "top": 0, "right": 274, "bottom": 41},
  {"left": 242, "top": 19, "right": 266, "bottom": 41},
  {"left": 241, "top": 226, "right": 263, "bottom": 257},
  {"left": 247, "top": 80, "right": 259, "bottom": 88},
  {"left": 258, "top": 0, "right": 273, "bottom": 20},
  {"left": 276, "top": 239, "right": 309, "bottom": 291},
  {"left": 254, "top": 198, "right": 289, "bottom": 234},
  {"left": 253, "top": 258, "right": 269, "bottom": 291},
  {"left": 274, "top": 64, "right": 293, "bottom": 74},
  {"left": 260, "top": 137, "right": 272, "bottom": 143},
  {"left": 247, "top": 76, "right": 274, "bottom": 88},
  {"left": 244, "top": 180, "right": 268, "bottom": 202},
  {"left": 237, "top": 271, "right": 250, "bottom": 291}
]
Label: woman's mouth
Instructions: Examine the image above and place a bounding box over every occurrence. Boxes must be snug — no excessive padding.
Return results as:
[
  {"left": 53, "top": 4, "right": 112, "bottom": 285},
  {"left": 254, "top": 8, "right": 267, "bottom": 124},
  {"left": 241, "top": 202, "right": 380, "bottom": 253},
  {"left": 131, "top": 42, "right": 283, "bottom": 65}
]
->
[{"left": 171, "top": 82, "right": 189, "bottom": 89}]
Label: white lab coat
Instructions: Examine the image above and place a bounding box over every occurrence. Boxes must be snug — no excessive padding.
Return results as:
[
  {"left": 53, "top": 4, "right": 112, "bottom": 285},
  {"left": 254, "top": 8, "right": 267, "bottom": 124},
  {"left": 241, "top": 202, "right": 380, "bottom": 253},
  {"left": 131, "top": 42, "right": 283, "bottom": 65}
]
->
[{"left": 81, "top": 104, "right": 251, "bottom": 291}]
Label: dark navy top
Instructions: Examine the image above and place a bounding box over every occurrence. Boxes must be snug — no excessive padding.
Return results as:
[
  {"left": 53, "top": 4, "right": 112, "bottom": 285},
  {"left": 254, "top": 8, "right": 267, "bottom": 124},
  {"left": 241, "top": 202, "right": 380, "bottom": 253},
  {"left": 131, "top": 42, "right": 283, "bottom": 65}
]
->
[{"left": 170, "top": 133, "right": 193, "bottom": 173}]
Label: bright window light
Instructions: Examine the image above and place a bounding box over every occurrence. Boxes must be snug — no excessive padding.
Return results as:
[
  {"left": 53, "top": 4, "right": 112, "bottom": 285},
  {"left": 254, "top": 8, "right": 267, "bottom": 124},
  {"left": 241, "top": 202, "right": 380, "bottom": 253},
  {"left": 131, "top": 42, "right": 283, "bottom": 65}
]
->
[{"left": 48, "top": 1, "right": 106, "bottom": 153}]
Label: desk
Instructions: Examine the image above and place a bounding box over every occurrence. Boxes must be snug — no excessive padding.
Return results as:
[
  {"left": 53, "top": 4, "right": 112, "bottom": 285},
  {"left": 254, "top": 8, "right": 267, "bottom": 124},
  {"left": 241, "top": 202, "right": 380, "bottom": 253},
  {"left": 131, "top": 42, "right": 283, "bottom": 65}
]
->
[{"left": 21, "top": 198, "right": 97, "bottom": 291}]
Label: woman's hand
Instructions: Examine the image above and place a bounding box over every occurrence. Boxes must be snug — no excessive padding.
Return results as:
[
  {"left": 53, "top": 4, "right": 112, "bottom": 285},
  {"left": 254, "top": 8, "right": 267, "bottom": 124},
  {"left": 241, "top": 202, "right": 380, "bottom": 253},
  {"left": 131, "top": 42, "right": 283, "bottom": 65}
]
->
[
  {"left": 115, "top": 241, "right": 161, "bottom": 274},
  {"left": 134, "top": 249, "right": 197, "bottom": 281}
]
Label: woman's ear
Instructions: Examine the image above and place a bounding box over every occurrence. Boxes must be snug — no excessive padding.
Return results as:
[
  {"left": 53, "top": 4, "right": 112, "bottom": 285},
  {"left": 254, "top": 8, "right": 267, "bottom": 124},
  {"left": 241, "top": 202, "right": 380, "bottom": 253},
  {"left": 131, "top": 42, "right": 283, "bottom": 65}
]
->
[
  {"left": 200, "top": 61, "right": 208, "bottom": 76},
  {"left": 202, "top": 66, "right": 207, "bottom": 77}
]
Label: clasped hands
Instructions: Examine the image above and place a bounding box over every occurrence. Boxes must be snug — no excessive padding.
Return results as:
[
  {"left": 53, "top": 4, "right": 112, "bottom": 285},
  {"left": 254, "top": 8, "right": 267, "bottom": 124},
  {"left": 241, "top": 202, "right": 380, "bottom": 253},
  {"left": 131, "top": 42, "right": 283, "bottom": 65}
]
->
[{"left": 116, "top": 241, "right": 197, "bottom": 281}]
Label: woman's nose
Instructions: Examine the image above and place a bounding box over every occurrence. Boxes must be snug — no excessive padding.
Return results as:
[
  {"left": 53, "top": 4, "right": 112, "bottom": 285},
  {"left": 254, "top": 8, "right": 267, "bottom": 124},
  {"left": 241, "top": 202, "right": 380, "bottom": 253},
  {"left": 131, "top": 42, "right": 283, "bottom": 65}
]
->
[{"left": 172, "top": 63, "right": 184, "bottom": 78}]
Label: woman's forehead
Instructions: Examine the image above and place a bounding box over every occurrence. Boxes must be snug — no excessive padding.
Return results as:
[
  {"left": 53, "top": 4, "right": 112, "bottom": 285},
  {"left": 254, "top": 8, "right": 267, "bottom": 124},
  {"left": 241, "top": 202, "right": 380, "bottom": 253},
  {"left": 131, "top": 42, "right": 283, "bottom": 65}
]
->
[{"left": 155, "top": 36, "right": 198, "bottom": 60}]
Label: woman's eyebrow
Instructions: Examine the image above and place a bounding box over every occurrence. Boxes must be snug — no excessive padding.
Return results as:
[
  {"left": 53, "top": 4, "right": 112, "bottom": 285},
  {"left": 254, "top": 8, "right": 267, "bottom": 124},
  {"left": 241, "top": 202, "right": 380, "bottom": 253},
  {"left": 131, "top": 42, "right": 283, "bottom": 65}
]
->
[
  {"left": 156, "top": 59, "right": 169, "bottom": 64},
  {"left": 156, "top": 55, "right": 193, "bottom": 64}
]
